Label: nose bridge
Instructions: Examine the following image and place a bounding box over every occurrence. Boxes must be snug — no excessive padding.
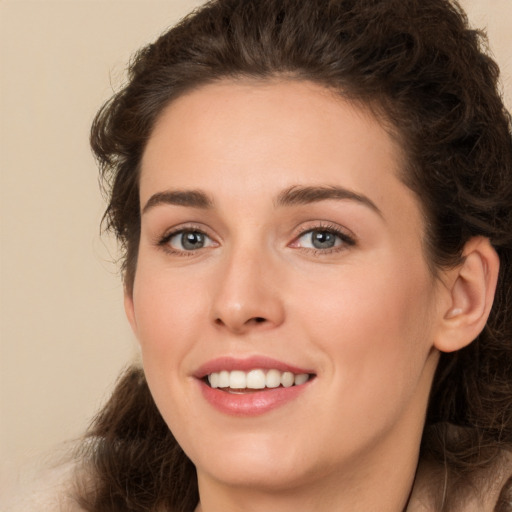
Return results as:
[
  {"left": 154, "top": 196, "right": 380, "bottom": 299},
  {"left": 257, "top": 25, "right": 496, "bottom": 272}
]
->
[{"left": 210, "top": 236, "right": 284, "bottom": 332}]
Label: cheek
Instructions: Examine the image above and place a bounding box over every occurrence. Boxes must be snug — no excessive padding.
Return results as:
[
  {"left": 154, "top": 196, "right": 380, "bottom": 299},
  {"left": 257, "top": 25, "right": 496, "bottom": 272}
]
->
[
  {"left": 130, "top": 263, "right": 212, "bottom": 411},
  {"left": 132, "top": 264, "right": 206, "bottom": 351},
  {"left": 295, "top": 265, "right": 437, "bottom": 446},
  {"left": 296, "top": 256, "right": 437, "bottom": 393},
  {"left": 130, "top": 265, "right": 208, "bottom": 421}
]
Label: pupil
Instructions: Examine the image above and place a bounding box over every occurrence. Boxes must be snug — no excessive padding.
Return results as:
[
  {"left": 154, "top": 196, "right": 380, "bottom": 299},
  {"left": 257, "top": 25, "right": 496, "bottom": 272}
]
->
[
  {"left": 182, "top": 232, "right": 204, "bottom": 250},
  {"left": 312, "top": 230, "right": 335, "bottom": 249}
]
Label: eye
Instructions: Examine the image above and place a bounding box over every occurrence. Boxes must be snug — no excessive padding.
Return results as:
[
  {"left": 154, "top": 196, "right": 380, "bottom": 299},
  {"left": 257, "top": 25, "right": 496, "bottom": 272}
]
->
[
  {"left": 292, "top": 226, "right": 355, "bottom": 252},
  {"left": 165, "top": 229, "right": 216, "bottom": 252},
  {"left": 299, "top": 230, "right": 340, "bottom": 249},
  {"left": 298, "top": 229, "right": 342, "bottom": 250}
]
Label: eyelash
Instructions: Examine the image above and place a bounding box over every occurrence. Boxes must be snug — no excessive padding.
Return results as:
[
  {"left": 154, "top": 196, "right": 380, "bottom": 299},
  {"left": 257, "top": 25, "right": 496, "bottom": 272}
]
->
[
  {"left": 157, "top": 224, "right": 216, "bottom": 257},
  {"left": 156, "top": 222, "right": 356, "bottom": 256},
  {"left": 293, "top": 223, "right": 356, "bottom": 255}
]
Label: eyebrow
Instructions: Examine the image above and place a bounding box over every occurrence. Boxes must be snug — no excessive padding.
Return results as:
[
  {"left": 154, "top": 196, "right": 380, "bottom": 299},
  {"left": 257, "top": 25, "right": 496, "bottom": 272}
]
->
[
  {"left": 142, "top": 184, "right": 382, "bottom": 217},
  {"left": 275, "top": 185, "right": 382, "bottom": 216},
  {"left": 142, "top": 189, "right": 214, "bottom": 214}
]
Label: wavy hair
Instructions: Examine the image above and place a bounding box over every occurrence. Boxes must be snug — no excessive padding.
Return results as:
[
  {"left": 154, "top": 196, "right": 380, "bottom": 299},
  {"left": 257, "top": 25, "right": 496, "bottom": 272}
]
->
[{"left": 78, "top": 1, "right": 512, "bottom": 510}]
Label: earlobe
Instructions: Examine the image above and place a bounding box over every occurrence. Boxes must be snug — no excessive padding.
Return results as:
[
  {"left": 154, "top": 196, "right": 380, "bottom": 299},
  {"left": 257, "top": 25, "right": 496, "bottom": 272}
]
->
[{"left": 434, "top": 237, "right": 499, "bottom": 353}]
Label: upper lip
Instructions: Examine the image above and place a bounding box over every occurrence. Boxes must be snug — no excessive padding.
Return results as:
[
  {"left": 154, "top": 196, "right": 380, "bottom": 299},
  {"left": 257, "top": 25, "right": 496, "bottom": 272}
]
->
[{"left": 194, "top": 356, "right": 314, "bottom": 379}]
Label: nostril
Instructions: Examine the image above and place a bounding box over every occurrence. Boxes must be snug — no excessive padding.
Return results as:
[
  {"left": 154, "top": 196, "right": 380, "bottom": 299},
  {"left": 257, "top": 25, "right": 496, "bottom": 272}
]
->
[{"left": 213, "top": 315, "right": 269, "bottom": 330}]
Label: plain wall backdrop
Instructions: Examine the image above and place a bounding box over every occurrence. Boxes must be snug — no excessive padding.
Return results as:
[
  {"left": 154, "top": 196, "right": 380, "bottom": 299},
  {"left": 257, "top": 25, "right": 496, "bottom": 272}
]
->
[{"left": 1, "top": 0, "right": 511, "bottom": 492}]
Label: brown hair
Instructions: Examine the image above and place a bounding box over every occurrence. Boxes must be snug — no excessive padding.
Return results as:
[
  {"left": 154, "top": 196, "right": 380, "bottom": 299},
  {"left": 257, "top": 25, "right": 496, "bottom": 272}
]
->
[{"left": 79, "top": 0, "right": 512, "bottom": 510}]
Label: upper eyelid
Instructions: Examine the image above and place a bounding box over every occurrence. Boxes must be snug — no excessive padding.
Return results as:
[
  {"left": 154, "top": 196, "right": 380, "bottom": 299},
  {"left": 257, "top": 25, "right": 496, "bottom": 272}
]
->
[
  {"left": 287, "top": 223, "right": 358, "bottom": 255},
  {"left": 293, "top": 221, "right": 356, "bottom": 241},
  {"left": 159, "top": 223, "right": 215, "bottom": 241},
  {"left": 296, "top": 231, "right": 354, "bottom": 246},
  {"left": 168, "top": 229, "right": 215, "bottom": 246},
  {"left": 154, "top": 220, "right": 357, "bottom": 247},
  {"left": 157, "top": 227, "right": 218, "bottom": 256}
]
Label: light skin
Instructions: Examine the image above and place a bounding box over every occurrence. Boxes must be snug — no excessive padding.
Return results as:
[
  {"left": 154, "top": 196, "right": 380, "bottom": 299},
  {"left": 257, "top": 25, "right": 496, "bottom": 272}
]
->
[{"left": 125, "top": 80, "right": 499, "bottom": 511}]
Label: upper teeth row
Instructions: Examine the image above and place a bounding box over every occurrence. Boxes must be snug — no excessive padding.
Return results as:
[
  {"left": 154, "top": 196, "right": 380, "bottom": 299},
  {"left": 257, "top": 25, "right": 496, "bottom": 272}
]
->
[{"left": 207, "top": 369, "right": 310, "bottom": 389}]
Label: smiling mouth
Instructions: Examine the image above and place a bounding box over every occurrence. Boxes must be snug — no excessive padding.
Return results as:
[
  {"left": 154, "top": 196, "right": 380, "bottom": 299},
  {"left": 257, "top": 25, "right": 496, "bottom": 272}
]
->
[{"left": 205, "top": 369, "right": 315, "bottom": 392}]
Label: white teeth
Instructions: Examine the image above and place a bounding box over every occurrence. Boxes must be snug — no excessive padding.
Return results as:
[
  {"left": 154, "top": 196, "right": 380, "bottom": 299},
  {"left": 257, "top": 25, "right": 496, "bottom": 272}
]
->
[
  {"left": 218, "top": 370, "right": 230, "bottom": 388},
  {"left": 207, "top": 369, "right": 311, "bottom": 390},
  {"left": 247, "top": 369, "right": 266, "bottom": 389},
  {"left": 229, "top": 370, "right": 246, "bottom": 389},
  {"left": 281, "top": 371, "right": 294, "bottom": 388},
  {"left": 209, "top": 372, "right": 219, "bottom": 388},
  {"left": 294, "top": 373, "right": 309, "bottom": 386},
  {"left": 265, "top": 369, "right": 281, "bottom": 388}
]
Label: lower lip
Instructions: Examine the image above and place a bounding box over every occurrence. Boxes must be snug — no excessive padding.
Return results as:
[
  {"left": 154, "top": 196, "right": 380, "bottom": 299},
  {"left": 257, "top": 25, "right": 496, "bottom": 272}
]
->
[{"left": 198, "top": 380, "right": 310, "bottom": 416}]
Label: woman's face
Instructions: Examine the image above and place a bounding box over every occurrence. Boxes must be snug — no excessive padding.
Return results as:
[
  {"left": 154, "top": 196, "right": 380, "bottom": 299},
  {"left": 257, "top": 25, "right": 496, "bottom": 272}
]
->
[{"left": 128, "top": 80, "right": 444, "bottom": 491}]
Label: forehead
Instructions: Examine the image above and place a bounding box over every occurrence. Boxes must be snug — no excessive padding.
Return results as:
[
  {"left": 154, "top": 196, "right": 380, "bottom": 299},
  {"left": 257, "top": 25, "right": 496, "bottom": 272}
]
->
[
  {"left": 141, "top": 79, "right": 405, "bottom": 195},
  {"left": 139, "top": 80, "right": 424, "bottom": 239}
]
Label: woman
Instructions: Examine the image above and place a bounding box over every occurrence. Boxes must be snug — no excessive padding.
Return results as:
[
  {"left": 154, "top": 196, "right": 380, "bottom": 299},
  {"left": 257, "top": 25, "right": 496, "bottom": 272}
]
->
[{"left": 73, "top": 0, "right": 512, "bottom": 510}]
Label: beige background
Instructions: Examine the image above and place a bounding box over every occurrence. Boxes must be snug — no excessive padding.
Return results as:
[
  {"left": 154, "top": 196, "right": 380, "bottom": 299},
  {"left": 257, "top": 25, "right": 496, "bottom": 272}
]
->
[{"left": 0, "top": 0, "right": 510, "bottom": 490}]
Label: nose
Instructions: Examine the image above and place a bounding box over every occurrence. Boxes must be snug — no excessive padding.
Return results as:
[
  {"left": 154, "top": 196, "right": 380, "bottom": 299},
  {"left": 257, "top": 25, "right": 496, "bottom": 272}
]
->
[{"left": 210, "top": 245, "right": 285, "bottom": 334}]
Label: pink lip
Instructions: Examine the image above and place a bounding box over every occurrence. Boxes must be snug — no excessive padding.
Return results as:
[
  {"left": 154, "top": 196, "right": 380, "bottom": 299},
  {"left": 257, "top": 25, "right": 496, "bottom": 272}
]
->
[
  {"left": 194, "top": 356, "right": 315, "bottom": 417},
  {"left": 198, "top": 382, "right": 311, "bottom": 416},
  {"left": 194, "top": 356, "right": 313, "bottom": 378}
]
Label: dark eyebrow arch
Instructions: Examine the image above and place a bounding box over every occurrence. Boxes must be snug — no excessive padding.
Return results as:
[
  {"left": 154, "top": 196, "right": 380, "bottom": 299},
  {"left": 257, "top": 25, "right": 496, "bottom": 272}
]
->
[
  {"left": 275, "top": 185, "right": 383, "bottom": 217},
  {"left": 142, "top": 189, "right": 214, "bottom": 214}
]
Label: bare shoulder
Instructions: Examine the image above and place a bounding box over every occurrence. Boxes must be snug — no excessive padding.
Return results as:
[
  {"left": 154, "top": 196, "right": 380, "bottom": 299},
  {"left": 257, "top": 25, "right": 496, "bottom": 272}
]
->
[{"left": 1, "top": 460, "right": 85, "bottom": 512}]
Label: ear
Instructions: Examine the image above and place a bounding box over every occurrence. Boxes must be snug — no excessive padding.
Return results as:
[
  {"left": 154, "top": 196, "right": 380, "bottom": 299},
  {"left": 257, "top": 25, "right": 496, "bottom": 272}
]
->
[
  {"left": 434, "top": 237, "right": 499, "bottom": 353},
  {"left": 124, "top": 287, "right": 138, "bottom": 336}
]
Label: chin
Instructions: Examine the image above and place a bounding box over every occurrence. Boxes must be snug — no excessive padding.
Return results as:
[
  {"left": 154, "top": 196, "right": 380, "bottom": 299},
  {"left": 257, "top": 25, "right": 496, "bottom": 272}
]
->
[
  {"left": 180, "top": 427, "right": 332, "bottom": 492},
  {"left": 195, "top": 454, "right": 316, "bottom": 492}
]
